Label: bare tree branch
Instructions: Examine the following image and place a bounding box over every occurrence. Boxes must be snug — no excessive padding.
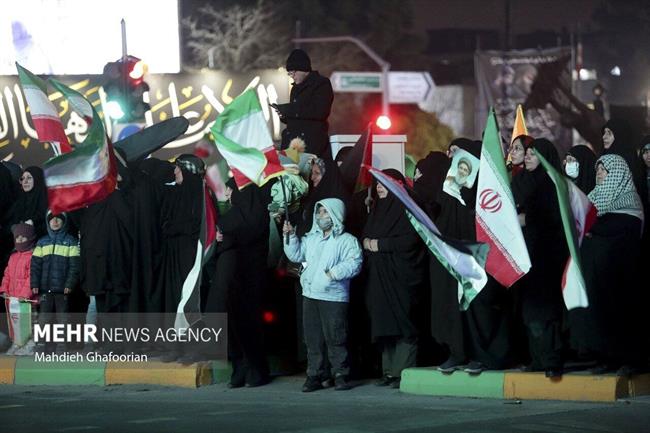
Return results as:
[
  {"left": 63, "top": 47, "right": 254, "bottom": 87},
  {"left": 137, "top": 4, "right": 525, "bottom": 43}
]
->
[{"left": 182, "top": 0, "right": 288, "bottom": 72}]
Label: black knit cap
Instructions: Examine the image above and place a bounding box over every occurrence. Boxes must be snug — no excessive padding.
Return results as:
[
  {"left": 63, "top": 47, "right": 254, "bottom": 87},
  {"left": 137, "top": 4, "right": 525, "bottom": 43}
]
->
[{"left": 286, "top": 49, "right": 312, "bottom": 72}]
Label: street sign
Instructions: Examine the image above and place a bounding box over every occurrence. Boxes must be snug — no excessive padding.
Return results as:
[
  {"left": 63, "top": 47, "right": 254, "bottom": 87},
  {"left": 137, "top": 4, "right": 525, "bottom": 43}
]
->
[
  {"left": 331, "top": 71, "right": 435, "bottom": 104},
  {"left": 330, "top": 72, "right": 383, "bottom": 93},
  {"left": 388, "top": 72, "right": 435, "bottom": 104}
]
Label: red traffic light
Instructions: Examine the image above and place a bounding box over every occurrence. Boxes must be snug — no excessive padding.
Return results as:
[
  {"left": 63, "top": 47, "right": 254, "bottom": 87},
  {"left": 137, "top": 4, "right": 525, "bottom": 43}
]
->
[{"left": 376, "top": 115, "right": 391, "bottom": 130}]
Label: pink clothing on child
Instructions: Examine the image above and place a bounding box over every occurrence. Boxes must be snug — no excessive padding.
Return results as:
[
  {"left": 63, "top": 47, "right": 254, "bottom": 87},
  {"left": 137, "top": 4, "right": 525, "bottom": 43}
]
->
[{"left": 0, "top": 250, "right": 35, "bottom": 300}]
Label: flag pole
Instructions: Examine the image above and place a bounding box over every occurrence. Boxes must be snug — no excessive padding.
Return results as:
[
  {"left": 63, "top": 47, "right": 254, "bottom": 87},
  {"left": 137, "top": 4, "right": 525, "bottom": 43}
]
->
[{"left": 280, "top": 175, "right": 291, "bottom": 244}]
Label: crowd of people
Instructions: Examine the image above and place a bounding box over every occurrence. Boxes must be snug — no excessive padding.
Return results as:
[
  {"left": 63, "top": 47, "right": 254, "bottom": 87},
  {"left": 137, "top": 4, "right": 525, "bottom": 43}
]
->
[{"left": 0, "top": 48, "right": 649, "bottom": 393}]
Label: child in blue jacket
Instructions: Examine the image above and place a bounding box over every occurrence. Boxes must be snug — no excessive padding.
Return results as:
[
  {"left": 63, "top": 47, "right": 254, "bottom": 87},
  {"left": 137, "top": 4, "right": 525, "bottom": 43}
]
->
[{"left": 283, "top": 198, "right": 362, "bottom": 392}]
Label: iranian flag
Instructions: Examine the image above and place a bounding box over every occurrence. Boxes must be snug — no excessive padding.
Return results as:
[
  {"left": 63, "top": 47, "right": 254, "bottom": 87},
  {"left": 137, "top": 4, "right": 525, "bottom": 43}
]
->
[
  {"left": 43, "top": 79, "right": 117, "bottom": 214},
  {"left": 16, "top": 63, "right": 71, "bottom": 155},
  {"left": 368, "top": 167, "right": 490, "bottom": 310},
  {"left": 210, "top": 88, "right": 284, "bottom": 189},
  {"left": 536, "top": 150, "right": 596, "bottom": 309},
  {"left": 476, "top": 109, "right": 531, "bottom": 287}
]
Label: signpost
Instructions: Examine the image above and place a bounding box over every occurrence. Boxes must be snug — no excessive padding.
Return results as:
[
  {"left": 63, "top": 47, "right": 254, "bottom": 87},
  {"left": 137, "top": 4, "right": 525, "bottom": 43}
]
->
[
  {"left": 330, "top": 72, "right": 383, "bottom": 93},
  {"left": 331, "top": 71, "right": 435, "bottom": 104},
  {"left": 388, "top": 72, "right": 435, "bottom": 104}
]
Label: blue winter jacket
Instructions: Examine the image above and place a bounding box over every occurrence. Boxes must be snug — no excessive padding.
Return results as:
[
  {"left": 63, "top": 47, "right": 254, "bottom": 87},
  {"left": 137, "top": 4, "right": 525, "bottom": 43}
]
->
[{"left": 284, "top": 198, "right": 362, "bottom": 302}]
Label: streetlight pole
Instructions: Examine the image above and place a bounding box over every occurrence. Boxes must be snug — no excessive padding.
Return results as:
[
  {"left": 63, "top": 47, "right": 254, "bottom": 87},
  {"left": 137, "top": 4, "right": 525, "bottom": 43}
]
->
[{"left": 291, "top": 36, "right": 391, "bottom": 117}]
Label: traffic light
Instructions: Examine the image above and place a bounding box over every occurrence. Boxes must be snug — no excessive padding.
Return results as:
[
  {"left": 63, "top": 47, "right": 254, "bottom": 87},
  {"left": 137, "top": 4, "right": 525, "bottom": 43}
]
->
[
  {"left": 375, "top": 114, "right": 391, "bottom": 131},
  {"left": 102, "top": 55, "right": 150, "bottom": 122}
]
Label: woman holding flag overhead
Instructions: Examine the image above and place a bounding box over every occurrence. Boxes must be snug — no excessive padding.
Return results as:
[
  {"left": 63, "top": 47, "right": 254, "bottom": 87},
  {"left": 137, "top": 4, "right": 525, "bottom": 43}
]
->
[
  {"left": 157, "top": 155, "right": 205, "bottom": 362},
  {"left": 511, "top": 138, "right": 567, "bottom": 378},
  {"left": 218, "top": 178, "right": 271, "bottom": 388},
  {"left": 570, "top": 154, "right": 644, "bottom": 375}
]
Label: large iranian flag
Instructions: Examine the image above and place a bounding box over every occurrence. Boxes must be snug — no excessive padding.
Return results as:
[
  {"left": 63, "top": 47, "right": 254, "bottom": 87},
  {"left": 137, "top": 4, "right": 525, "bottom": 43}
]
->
[
  {"left": 43, "top": 79, "right": 117, "bottom": 214},
  {"left": 476, "top": 109, "right": 531, "bottom": 287},
  {"left": 210, "top": 89, "right": 284, "bottom": 189},
  {"left": 16, "top": 63, "right": 71, "bottom": 155},
  {"left": 536, "top": 150, "right": 596, "bottom": 309}
]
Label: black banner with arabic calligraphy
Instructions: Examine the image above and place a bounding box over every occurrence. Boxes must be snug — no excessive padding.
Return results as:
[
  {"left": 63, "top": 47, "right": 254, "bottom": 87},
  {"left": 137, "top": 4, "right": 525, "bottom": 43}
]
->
[
  {"left": 474, "top": 47, "right": 573, "bottom": 155},
  {"left": 0, "top": 70, "right": 289, "bottom": 167}
]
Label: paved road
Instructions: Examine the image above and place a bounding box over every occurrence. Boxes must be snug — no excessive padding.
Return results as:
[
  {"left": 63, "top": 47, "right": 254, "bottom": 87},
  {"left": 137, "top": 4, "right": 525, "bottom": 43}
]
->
[{"left": 1, "top": 375, "right": 649, "bottom": 433}]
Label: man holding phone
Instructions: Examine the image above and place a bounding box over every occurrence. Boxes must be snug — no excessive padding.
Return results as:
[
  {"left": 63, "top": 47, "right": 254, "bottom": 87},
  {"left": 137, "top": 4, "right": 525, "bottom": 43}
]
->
[{"left": 271, "top": 49, "right": 334, "bottom": 158}]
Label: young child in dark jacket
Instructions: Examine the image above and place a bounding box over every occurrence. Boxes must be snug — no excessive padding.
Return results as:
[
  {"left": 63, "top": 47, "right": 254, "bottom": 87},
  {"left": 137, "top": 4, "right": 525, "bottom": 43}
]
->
[{"left": 31, "top": 212, "right": 80, "bottom": 353}]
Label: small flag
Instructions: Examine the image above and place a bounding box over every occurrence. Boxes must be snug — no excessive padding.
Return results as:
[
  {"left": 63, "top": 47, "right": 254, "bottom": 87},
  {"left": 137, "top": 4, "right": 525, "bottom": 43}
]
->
[
  {"left": 506, "top": 104, "right": 528, "bottom": 168},
  {"left": 510, "top": 104, "right": 528, "bottom": 145},
  {"left": 16, "top": 63, "right": 71, "bottom": 155},
  {"left": 210, "top": 89, "right": 284, "bottom": 189},
  {"left": 339, "top": 123, "right": 373, "bottom": 192},
  {"left": 476, "top": 109, "right": 531, "bottom": 287},
  {"left": 5, "top": 297, "right": 32, "bottom": 347},
  {"left": 368, "top": 167, "right": 489, "bottom": 310},
  {"left": 535, "top": 150, "right": 596, "bottom": 309}
]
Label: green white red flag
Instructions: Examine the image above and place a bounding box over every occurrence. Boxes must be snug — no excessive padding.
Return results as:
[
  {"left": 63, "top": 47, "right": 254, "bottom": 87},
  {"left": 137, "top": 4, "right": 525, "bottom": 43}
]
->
[
  {"left": 368, "top": 167, "right": 489, "bottom": 310},
  {"left": 536, "top": 150, "right": 596, "bottom": 309},
  {"left": 16, "top": 63, "right": 71, "bottom": 155},
  {"left": 43, "top": 79, "right": 117, "bottom": 214},
  {"left": 210, "top": 89, "right": 284, "bottom": 189},
  {"left": 476, "top": 109, "right": 531, "bottom": 287}
]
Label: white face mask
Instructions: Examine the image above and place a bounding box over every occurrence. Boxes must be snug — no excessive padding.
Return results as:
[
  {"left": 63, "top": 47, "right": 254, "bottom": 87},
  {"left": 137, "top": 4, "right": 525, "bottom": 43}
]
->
[{"left": 565, "top": 161, "right": 580, "bottom": 179}]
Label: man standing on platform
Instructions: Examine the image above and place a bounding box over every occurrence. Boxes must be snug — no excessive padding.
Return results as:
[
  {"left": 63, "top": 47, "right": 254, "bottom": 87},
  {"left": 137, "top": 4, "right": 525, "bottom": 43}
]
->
[{"left": 272, "top": 49, "right": 334, "bottom": 158}]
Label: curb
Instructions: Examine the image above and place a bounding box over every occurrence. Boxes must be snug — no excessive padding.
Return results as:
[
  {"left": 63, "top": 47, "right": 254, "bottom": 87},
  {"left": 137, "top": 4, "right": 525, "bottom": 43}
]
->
[
  {"left": 399, "top": 367, "right": 650, "bottom": 402},
  {"left": 0, "top": 355, "right": 232, "bottom": 388}
]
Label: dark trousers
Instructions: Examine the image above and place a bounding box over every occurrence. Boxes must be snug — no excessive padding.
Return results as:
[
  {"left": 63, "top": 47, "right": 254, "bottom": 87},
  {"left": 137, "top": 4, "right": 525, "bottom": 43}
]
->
[
  {"left": 302, "top": 296, "right": 350, "bottom": 378},
  {"left": 39, "top": 293, "right": 69, "bottom": 351},
  {"left": 379, "top": 336, "right": 418, "bottom": 378}
]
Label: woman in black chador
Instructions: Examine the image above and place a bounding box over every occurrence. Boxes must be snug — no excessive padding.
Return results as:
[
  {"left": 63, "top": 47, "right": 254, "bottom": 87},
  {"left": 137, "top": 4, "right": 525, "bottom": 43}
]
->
[
  {"left": 218, "top": 178, "right": 271, "bottom": 387},
  {"left": 6, "top": 166, "right": 48, "bottom": 238},
  {"left": 363, "top": 169, "right": 425, "bottom": 388},
  {"left": 570, "top": 154, "right": 645, "bottom": 375},
  {"left": 430, "top": 139, "right": 512, "bottom": 375},
  {"left": 511, "top": 138, "right": 568, "bottom": 377},
  {"left": 157, "top": 155, "right": 205, "bottom": 362},
  {"left": 78, "top": 161, "right": 133, "bottom": 316}
]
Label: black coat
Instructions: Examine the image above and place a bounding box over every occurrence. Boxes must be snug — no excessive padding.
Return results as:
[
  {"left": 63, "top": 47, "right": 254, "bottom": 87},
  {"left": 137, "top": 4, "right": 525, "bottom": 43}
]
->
[
  {"left": 78, "top": 190, "right": 134, "bottom": 297},
  {"left": 363, "top": 184, "right": 425, "bottom": 342},
  {"left": 511, "top": 144, "right": 568, "bottom": 324},
  {"left": 278, "top": 71, "right": 334, "bottom": 157},
  {"left": 570, "top": 213, "right": 643, "bottom": 363}
]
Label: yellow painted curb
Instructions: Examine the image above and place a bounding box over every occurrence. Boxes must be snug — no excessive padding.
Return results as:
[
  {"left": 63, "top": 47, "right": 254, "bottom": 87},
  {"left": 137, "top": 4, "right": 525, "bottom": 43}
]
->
[
  {"left": 626, "top": 374, "right": 650, "bottom": 398},
  {"left": 0, "top": 356, "right": 16, "bottom": 384},
  {"left": 105, "top": 361, "right": 213, "bottom": 388},
  {"left": 504, "top": 371, "right": 626, "bottom": 402}
]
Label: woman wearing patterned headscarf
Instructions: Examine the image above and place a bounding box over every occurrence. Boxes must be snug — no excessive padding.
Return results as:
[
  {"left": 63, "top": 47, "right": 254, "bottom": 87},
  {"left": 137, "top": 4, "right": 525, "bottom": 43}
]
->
[{"left": 570, "top": 154, "right": 644, "bottom": 375}]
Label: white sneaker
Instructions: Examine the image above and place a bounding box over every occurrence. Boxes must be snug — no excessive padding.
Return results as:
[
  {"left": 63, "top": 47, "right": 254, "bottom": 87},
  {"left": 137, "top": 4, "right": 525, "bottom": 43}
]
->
[
  {"left": 15, "top": 340, "right": 36, "bottom": 356},
  {"left": 5, "top": 343, "right": 18, "bottom": 356}
]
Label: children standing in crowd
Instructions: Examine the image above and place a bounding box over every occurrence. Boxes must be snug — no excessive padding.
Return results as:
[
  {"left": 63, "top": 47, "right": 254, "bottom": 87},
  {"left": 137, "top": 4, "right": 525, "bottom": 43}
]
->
[
  {"left": 31, "top": 212, "right": 80, "bottom": 354},
  {"left": 284, "top": 198, "right": 362, "bottom": 392},
  {"left": 1, "top": 222, "right": 37, "bottom": 355}
]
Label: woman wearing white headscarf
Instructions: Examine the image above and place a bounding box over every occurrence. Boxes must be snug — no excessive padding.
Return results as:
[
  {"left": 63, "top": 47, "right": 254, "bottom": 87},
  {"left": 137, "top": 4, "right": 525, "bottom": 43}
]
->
[{"left": 570, "top": 154, "right": 644, "bottom": 376}]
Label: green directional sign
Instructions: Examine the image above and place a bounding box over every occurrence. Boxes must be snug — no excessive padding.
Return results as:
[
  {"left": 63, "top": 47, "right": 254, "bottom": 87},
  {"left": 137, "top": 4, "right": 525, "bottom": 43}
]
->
[{"left": 330, "top": 72, "right": 383, "bottom": 93}]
